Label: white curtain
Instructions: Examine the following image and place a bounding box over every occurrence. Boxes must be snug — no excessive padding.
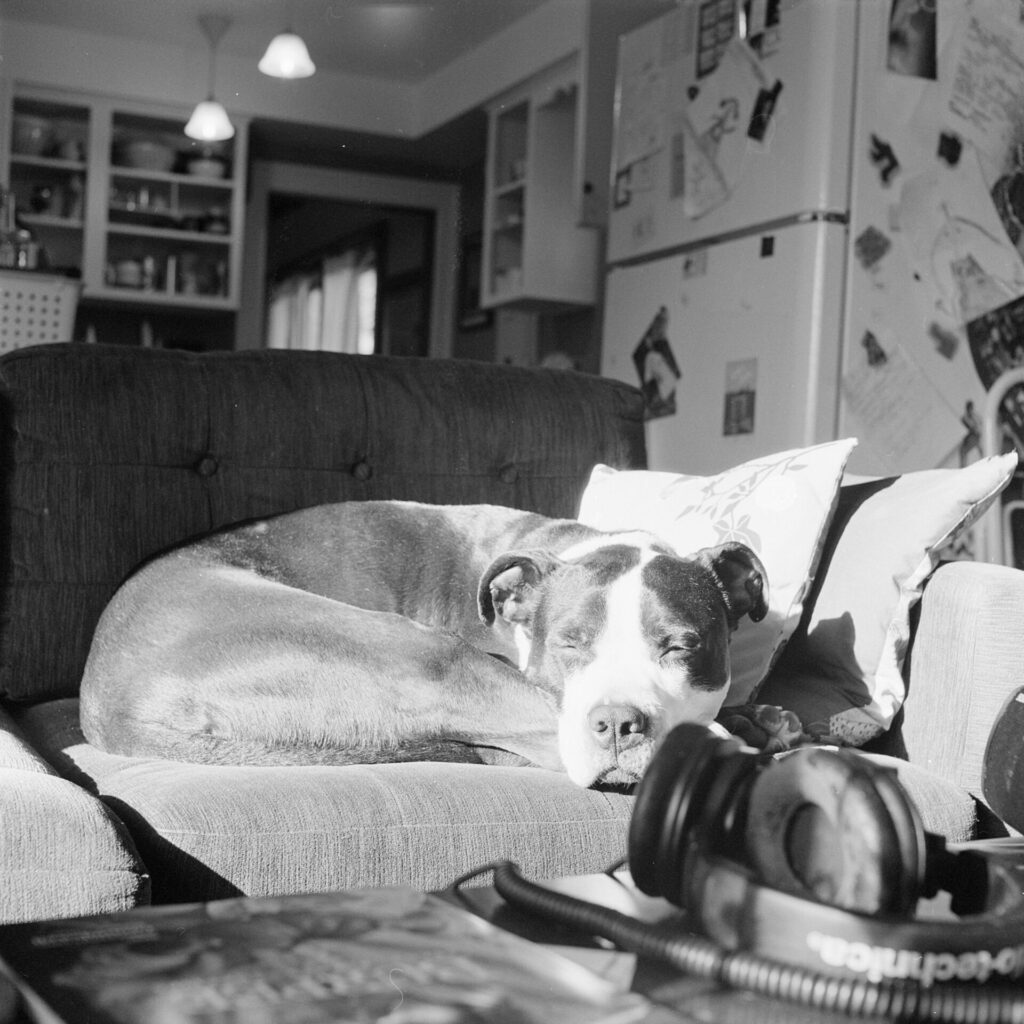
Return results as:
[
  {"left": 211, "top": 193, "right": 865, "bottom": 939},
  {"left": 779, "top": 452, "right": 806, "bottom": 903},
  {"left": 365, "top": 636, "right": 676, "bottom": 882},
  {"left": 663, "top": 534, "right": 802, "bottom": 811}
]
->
[{"left": 266, "top": 250, "right": 376, "bottom": 353}]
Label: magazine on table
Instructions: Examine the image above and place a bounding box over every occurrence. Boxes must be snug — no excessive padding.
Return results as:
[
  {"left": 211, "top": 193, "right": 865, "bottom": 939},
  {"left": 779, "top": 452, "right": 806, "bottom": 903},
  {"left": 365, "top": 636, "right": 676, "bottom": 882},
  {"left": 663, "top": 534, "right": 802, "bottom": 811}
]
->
[{"left": 0, "top": 885, "right": 692, "bottom": 1024}]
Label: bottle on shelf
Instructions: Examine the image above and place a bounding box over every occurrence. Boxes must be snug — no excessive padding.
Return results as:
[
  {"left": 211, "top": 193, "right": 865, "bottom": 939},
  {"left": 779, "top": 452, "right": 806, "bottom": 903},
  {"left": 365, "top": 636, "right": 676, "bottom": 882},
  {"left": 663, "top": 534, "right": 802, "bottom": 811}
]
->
[
  {"left": 0, "top": 189, "right": 17, "bottom": 268},
  {"left": 0, "top": 188, "right": 42, "bottom": 270}
]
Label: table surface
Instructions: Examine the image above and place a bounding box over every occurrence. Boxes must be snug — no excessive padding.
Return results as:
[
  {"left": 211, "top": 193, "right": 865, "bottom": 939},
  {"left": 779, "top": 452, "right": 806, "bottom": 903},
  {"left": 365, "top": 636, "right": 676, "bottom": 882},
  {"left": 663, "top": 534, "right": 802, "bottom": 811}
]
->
[
  {"left": 3, "top": 867, "right": 1015, "bottom": 1024},
  {"left": 442, "top": 871, "right": 900, "bottom": 1024}
]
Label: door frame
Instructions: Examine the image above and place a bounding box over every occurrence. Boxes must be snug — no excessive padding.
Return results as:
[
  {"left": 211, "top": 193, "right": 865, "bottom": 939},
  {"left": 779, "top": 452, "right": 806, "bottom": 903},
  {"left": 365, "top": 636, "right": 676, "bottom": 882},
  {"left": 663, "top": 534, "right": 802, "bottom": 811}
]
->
[{"left": 239, "top": 159, "right": 459, "bottom": 357}]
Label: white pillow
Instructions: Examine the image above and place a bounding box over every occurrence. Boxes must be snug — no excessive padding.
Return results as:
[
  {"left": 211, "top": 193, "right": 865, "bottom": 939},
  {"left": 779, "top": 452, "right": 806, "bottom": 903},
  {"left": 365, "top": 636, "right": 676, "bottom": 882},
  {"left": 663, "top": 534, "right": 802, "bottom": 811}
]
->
[{"left": 577, "top": 439, "right": 857, "bottom": 704}]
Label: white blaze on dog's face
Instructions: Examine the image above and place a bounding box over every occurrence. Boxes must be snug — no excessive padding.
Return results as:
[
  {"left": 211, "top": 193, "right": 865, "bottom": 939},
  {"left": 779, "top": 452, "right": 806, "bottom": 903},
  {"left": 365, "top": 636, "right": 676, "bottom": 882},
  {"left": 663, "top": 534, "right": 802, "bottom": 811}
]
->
[{"left": 481, "top": 536, "right": 767, "bottom": 788}]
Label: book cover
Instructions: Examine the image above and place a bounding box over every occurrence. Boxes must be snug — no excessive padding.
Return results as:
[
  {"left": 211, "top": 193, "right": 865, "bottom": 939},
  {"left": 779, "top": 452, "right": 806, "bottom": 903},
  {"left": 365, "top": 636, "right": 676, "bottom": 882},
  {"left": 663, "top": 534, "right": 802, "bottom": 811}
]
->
[{"left": 0, "top": 886, "right": 684, "bottom": 1024}]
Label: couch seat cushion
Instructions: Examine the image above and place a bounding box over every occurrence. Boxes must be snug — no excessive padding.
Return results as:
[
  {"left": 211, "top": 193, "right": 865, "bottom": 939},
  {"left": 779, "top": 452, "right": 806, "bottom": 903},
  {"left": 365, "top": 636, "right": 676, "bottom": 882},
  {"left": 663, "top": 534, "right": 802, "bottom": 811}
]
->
[{"left": 17, "top": 700, "right": 634, "bottom": 904}]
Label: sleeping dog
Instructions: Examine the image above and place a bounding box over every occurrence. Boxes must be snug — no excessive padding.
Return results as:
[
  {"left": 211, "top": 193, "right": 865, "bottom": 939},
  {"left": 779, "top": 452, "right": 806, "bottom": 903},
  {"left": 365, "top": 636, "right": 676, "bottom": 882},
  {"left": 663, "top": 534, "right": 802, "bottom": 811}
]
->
[{"left": 80, "top": 501, "right": 768, "bottom": 787}]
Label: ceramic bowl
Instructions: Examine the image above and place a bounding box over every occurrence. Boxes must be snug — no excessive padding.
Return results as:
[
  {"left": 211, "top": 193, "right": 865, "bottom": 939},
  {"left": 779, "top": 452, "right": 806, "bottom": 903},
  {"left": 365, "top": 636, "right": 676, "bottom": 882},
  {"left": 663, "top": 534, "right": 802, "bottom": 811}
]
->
[{"left": 117, "top": 139, "right": 176, "bottom": 172}]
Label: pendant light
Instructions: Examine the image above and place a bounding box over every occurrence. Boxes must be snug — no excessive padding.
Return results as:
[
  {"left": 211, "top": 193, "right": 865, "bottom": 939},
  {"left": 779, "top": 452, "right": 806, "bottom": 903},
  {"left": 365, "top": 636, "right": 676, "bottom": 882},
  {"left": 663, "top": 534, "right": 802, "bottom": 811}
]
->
[
  {"left": 185, "top": 14, "right": 235, "bottom": 142},
  {"left": 258, "top": 29, "right": 316, "bottom": 79}
]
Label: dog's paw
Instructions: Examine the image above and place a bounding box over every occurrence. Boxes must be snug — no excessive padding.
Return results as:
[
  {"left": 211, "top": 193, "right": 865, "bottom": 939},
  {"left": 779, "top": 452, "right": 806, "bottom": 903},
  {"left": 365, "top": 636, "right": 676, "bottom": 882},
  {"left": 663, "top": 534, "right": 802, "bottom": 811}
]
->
[{"left": 716, "top": 703, "right": 814, "bottom": 753}]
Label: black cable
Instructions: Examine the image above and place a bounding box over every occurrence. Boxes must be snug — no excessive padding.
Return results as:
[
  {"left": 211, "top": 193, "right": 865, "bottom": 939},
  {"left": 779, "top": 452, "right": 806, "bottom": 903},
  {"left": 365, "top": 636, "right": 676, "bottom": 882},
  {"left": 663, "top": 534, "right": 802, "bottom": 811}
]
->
[{"left": 486, "top": 861, "right": 1024, "bottom": 1024}]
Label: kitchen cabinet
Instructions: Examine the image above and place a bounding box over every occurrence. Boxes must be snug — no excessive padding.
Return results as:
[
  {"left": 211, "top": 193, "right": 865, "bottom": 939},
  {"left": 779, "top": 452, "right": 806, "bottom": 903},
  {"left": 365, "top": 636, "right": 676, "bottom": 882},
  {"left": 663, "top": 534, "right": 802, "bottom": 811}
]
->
[
  {"left": 481, "top": 56, "right": 599, "bottom": 311},
  {"left": 5, "top": 94, "right": 89, "bottom": 277},
  {"left": 2, "top": 85, "right": 248, "bottom": 346}
]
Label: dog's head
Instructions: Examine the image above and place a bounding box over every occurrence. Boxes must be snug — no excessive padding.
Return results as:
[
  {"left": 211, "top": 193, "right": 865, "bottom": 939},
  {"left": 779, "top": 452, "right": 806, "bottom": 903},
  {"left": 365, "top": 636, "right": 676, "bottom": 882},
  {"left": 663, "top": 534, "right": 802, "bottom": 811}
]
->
[{"left": 478, "top": 536, "right": 768, "bottom": 788}]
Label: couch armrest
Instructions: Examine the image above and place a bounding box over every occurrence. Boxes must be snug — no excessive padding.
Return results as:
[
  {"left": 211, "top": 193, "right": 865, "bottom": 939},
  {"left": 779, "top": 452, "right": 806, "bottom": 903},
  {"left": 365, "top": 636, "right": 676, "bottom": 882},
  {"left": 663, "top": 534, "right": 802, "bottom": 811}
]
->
[
  {"left": 0, "top": 704, "right": 150, "bottom": 922},
  {"left": 903, "top": 561, "right": 1024, "bottom": 800}
]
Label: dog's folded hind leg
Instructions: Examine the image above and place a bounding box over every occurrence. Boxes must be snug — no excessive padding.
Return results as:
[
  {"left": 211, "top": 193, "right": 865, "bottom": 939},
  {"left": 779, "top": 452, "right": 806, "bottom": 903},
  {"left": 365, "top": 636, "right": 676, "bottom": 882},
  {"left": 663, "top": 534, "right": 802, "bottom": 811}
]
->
[{"left": 82, "top": 567, "right": 562, "bottom": 769}]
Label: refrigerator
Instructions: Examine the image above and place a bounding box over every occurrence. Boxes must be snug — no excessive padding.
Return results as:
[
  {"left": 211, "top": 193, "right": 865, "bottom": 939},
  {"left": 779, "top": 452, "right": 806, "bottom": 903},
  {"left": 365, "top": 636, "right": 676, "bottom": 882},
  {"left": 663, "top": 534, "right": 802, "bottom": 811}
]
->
[{"left": 601, "top": 0, "right": 1024, "bottom": 479}]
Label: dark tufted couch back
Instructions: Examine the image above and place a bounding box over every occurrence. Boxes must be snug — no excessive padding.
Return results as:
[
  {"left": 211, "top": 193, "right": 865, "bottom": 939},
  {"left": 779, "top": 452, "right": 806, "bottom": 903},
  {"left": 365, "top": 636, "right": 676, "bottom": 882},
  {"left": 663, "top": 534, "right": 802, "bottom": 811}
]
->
[{"left": 0, "top": 344, "right": 646, "bottom": 704}]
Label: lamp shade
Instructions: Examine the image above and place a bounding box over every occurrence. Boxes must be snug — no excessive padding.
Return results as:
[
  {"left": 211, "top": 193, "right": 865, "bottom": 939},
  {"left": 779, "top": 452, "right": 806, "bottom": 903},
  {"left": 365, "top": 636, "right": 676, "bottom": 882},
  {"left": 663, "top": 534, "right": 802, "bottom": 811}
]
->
[
  {"left": 185, "top": 99, "right": 235, "bottom": 142},
  {"left": 259, "top": 31, "right": 316, "bottom": 78}
]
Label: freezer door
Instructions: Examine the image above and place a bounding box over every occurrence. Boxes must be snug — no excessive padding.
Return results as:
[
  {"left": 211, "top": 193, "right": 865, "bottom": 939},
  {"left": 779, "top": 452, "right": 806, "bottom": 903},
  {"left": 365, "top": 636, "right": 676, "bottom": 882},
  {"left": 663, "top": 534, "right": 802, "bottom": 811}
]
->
[
  {"left": 601, "top": 221, "right": 846, "bottom": 476},
  {"left": 608, "top": 0, "right": 857, "bottom": 265},
  {"left": 839, "top": 0, "right": 994, "bottom": 475}
]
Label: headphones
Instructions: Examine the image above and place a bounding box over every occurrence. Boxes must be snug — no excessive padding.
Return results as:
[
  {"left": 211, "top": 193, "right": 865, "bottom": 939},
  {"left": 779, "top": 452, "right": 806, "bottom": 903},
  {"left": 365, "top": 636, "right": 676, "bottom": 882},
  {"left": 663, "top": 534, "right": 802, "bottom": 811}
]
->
[{"left": 628, "top": 723, "right": 1024, "bottom": 987}]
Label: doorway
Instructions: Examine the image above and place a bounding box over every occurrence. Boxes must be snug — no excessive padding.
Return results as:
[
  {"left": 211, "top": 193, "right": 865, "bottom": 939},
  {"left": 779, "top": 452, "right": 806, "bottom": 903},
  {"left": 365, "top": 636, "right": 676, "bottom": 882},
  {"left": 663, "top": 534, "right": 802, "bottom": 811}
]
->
[
  {"left": 264, "top": 194, "right": 434, "bottom": 356},
  {"left": 239, "top": 160, "right": 458, "bottom": 356}
]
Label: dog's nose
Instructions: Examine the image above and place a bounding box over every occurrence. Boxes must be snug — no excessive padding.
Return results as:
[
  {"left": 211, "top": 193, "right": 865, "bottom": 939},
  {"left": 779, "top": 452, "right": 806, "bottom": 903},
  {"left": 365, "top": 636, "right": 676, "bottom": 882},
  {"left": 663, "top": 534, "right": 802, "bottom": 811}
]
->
[{"left": 588, "top": 703, "right": 647, "bottom": 751}]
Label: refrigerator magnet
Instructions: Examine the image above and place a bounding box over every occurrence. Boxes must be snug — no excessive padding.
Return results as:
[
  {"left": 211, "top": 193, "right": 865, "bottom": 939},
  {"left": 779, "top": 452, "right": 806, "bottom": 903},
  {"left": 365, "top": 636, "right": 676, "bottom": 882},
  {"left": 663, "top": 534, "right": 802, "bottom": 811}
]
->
[
  {"left": 723, "top": 359, "right": 757, "bottom": 436},
  {"left": 633, "top": 306, "right": 682, "bottom": 421}
]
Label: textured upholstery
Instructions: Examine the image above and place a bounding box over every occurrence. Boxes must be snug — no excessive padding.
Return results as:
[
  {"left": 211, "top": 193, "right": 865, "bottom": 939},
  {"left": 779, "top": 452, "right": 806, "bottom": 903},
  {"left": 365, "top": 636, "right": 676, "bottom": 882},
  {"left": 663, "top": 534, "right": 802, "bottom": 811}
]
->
[
  {"left": 0, "top": 343, "right": 1019, "bottom": 923},
  {"left": 0, "top": 706, "right": 149, "bottom": 922},
  {"left": 902, "top": 560, "right": 1024, "bottom": 803},
  {"left": 0, "top": 343, "right": 646, "bottom": 918},
  {"left": 19, "top": 699, "right": 634, "bottom": 904},
  {"left": 0, "top": 344, "right": 645, "bottom": 704}
]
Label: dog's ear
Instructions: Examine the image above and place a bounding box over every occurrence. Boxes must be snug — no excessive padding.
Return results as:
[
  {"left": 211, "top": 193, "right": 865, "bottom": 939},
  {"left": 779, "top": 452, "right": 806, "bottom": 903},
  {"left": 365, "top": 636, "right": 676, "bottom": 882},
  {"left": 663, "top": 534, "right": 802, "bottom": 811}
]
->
[
  {"left": 478, "top": 550, "right": 563, "bottom": 626},
  {"left": 695, "top": 542, "right": 769, "bottom": 629}
]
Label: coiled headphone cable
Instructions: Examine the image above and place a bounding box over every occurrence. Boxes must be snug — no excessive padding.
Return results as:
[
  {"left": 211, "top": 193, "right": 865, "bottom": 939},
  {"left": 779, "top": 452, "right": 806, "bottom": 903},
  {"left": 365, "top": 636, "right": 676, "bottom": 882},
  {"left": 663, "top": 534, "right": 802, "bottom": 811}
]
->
[{"left": 463, "top": 860, "right": 1024, "bottom": 1024}]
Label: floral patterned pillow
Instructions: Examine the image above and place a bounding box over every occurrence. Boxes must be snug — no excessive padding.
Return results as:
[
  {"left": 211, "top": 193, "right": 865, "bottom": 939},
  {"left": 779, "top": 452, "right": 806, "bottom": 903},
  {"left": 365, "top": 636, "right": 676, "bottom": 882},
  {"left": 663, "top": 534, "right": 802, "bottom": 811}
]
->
[{"left": 577, "top": 439, "right": 857, "bottom": 704}]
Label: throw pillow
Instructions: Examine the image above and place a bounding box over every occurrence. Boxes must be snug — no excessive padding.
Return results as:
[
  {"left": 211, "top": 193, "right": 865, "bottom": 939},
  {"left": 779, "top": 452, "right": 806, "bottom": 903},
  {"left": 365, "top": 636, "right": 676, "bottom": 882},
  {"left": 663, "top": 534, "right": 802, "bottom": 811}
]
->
[
  {"left": 577, "top": 439, "right": 857, "bottom": 704},
  {"left": 757, "top": 453, "right": 1019, "bottom": 745}
]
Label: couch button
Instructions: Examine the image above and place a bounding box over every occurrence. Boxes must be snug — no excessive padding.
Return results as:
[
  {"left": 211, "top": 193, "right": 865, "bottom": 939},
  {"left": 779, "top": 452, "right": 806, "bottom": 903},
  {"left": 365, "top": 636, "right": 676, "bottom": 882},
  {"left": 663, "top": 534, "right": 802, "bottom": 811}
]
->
[
  {"left": 499, "top": 463, "right": 518, "bottom": 484},
  {"left": 352, "top": 459, "right": 373, "bottom": 481},
  {"left": 195, "top": 454, "right": 219, "bottom": 478}
]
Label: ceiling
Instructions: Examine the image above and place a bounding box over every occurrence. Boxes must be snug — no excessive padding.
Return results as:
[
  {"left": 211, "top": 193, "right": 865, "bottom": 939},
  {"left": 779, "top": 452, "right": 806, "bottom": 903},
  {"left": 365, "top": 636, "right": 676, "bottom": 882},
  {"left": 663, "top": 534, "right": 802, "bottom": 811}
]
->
[
  {"left": 0, "top": 0, "right": 549, "bottom": 84},
  {"left": 0, "top": 0, "right": 553, "bottom": 174}
]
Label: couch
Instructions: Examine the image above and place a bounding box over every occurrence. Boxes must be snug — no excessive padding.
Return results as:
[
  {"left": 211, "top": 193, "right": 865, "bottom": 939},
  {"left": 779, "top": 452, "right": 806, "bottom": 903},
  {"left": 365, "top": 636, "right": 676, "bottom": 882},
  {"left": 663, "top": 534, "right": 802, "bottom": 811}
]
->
[{"left": 0, "top": 342, "right": 1019, "bottom": 924}]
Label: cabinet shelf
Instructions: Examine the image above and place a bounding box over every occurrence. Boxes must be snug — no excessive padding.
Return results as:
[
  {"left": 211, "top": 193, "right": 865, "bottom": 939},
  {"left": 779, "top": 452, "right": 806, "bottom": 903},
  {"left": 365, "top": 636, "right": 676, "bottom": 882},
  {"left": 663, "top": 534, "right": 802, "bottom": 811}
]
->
[
  {"left": 110, "top": 166, "right": 233, "bottom": 189},
  {"left": 86, "top": 286, "right": 234, "bottom": 310},
  {"left": 494, "top": 180, "right": 526, "bottom": 199},
  {"left": 19, "top": 213, "right": 83, "bottom": 231},
  {"left": 107, "top": 222, "right": 231, "bottom": 245},
  {"left": 11, "top": 154, "right": 88, "bottom": 174}
]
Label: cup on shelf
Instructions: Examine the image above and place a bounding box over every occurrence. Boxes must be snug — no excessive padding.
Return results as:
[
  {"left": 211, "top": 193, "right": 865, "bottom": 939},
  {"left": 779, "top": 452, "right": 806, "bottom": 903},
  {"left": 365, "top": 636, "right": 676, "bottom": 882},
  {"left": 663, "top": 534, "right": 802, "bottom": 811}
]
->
[
  {"left": 114, "top": 259, "right": 142, "bottom": 288},
  {"left": 57, "top": 139, "right": 84, "bottom": 162}
]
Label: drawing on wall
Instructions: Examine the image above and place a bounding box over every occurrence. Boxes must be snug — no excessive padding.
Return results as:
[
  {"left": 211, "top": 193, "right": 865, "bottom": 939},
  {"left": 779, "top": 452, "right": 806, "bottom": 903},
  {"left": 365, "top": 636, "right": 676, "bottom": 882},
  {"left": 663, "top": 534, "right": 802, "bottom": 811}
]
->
[
  {"left": 632, "top": 305, "right": 681, "bottom": 420},
  {"left": 899, "top": 152, "right": 1024, "bottom": 326},
  {"left": 886, "top": 0, "right": 937, "bottom": 80},
  {"left": 674, "top": 37, "right": 779, "bottom": 219},
  {"left": 723, "top": 358, "right": 757, "bottom": 436}
]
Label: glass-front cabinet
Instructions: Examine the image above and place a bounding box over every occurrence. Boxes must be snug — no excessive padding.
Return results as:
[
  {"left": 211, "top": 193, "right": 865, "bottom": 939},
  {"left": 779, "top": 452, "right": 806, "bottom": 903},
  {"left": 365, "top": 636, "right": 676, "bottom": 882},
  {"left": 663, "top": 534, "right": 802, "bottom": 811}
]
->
[
  {"left": 6, "top": 95, "right": 89, "bottom": 278},
  {"left": 2, "top": 84, "right": 248, "bottom": 345},
  {"left": 481, "top": 55, "right": 599, "bottom": 311},
  {"left": 100, "top": 110, "right": 239, "bottom": 307}
]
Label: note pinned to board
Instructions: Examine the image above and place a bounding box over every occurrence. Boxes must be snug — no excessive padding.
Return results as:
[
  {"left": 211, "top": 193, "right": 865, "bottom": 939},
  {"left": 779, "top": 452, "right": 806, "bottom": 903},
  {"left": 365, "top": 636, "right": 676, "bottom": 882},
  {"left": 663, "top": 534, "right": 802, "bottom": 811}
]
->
[
  {"left": 940, "top": 6, "right": 1024, "bottom": 186},
  {"left": 841, "top": 341, "right": 961, "bottom": 470},
  {"left": 674, "top": 37, "right": 779, "bottom": 219}
]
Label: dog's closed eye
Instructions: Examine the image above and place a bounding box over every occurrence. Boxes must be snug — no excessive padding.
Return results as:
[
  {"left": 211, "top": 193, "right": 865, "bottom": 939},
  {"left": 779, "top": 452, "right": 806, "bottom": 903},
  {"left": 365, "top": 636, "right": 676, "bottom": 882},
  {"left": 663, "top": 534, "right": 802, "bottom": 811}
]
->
[{"left": 658, "top": 632, "right": 703, "bottom": 660}]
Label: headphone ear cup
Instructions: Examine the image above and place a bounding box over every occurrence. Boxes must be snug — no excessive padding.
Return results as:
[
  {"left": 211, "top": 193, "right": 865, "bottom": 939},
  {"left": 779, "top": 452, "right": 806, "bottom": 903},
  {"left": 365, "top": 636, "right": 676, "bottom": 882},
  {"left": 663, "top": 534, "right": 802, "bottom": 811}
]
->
[
  {"left": 629, "top": 724, "right": 765, "bottom": 904},
  {"left": 629, "top": 724, "right": 726, "bottom": 899},
  {"left": 744, "top": 748, "right": 928, "bottom": 916}
]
